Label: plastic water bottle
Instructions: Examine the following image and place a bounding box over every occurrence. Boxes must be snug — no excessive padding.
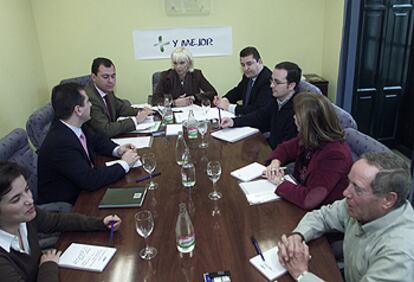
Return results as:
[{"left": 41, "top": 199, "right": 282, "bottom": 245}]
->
[
  {"left": 163, "top": 104, "right": 174, "bottom": 124},
  {"left": 181, "top": 150, "right": 196, "bottom": 188},
  {"left": 176, "top": 203, "right": 195, "bottom": 256},
  {"left": 186, "top": 110, "right": 198, "bottom": 139},
  {"left": 175, "top": 131, "right": 188, "bottom": 166}
]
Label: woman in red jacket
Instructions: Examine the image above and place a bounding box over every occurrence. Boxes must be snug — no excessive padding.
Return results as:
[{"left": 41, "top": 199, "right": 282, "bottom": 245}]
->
[{"left": 264, "top": 92, "right": 353, "bottom": 210}]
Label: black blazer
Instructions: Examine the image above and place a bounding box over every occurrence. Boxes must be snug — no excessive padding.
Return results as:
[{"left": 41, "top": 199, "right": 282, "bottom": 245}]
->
[
  {"left": 224, "top": 66, "right": 273, "bottom": 116},
  {"left": 37, "top": 120, "right": 125, "bottom": 204}
]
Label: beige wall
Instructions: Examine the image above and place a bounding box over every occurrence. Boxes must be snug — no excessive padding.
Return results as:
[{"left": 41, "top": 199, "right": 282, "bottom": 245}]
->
[
  {"left": 0, "top": 0, "right": 47, "bottom": 137},
  {"left": 0, "top": 0, "right": 344, "bottom": 137}
]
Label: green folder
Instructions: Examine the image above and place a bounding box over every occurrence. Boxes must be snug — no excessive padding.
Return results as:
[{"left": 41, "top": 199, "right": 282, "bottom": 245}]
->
[{"left": 98, "top": 187, "right": 148, "bottom": 208}]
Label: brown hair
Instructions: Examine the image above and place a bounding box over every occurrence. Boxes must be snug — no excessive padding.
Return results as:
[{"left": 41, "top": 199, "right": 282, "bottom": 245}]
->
[{"left": 293, "top": 92, "right": 344, "bottom": 149}]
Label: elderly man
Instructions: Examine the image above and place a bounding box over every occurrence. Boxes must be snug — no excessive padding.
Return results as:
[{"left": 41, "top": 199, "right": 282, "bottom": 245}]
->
[
  {"left": 277, "top": 151, "right": 414, "bottom": 282},
  {"left": 85, "top": 57, "right": 152, "bottom": 137},
  {"left": 38, "top": 83, "right": 139, "bottom": 205},
  {"left": 214, "top": 46, "right": 272, "bottom": 116}
]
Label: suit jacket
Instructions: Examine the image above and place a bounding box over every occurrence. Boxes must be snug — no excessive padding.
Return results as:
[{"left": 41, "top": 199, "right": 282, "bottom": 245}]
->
[
  {"left": 37, "top": 120, "right": 126, "bottom": 204},
  {"left": 152, "top": 69, "right": 217, "bottom": 105},
  {"left": 224, "top": 66, "right": 272, "bottom": 116},
  {"left": 267, "top": 137, "right": 353, "bottom": 210},
  {"left": 233, "top": 94, "right": 298, "bottom": 149},
  {"left": 85, "top": 81, "right": 138, "bottom": 137}
]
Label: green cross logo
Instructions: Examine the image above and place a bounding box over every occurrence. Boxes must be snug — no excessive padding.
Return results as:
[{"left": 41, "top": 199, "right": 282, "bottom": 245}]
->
[{"left": 153, "top": 35, "right": 170, "bottom": 52}]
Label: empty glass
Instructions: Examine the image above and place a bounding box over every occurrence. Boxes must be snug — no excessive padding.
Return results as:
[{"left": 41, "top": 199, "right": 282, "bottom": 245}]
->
[
  {"left": 201, "top": 98, "right": 211, "bottom": 120},
  {"left": 207, "top": 161, "right": 222, "bottom": 200},
  {"left": 135, "top": 210, "right": 157, "bottom": 260},
  {"left": 142, "top": 153, "right": 158, "bottom": 190},
  {"left": 197, "top": 120, "right": 208, "bottom": 148},
  {"left": 164, "top": 94, "right": 173, "bottom": 107}
]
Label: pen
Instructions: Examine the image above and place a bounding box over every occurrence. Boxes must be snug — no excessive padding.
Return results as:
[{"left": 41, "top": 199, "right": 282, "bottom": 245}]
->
[
  {"left": 109, "top": 216, "right": 115, "bottom": 246},
  {"left": 251, "top": 236, "right": 265, "bottom": 261},
  {"left": 218, "top": 108, "right": 222, "bottom": 126},
  {"left": 136, "top": 172, "right": 161, "bottom": 183}
]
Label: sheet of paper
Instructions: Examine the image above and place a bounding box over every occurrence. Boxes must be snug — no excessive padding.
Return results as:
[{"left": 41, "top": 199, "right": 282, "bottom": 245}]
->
[
  {"left": 106, "top": 159, "right": 142, "bottom": 168},
  {"left": 172, "top": 104, "right": 202, "bottom": 112},
  {"left": 130, "top": 121, "right": 161, "bottom": 134},
  {"left": 174, "top": 107, "right": 234, "bottom": 123},
  {"left": 231, "top": 162, "right": 266, "bottom": 182},
  {"left": 211, "top": 127, "right": 259, "bottom": 143},
  {"left": 117, "top": 115, "right": 155, "bottom": 131},
  {"left": 58, "top": 243, "right": 117, "bottom": 272},
  {"left": 166, "top": 124, "right": 183, "bottom": 136},
  {"left": 111, "top": 136, "right": 152, "bottom": 149},
  {"left": 239, "top": 179, "right": 279, "bottom": 205},
  {"left": 249, "top": 246, "right": 287, "bottom": 281}
]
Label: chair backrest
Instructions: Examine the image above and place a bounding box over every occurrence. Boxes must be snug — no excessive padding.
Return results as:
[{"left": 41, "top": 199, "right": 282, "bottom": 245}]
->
[
  {"left": 152, "top": 71, "right": 161, "bottom": 94},
  {"left": 0, "top": 128, "right": 38, "bottom": 200},
  {"left": 60, "top": 74, "right": 91, "bottom": 86},
  {"left": 297, "top": 80, "right": 322, "bottom": 94},
  {"left": 344, "top": 128, "right": 391, "bottom": 161},
  {"left": 26, "top": 103, "right": 54, "bottom": 150},
  {"left": 333, "top": 104, "right": 357, "bottom": 130}
]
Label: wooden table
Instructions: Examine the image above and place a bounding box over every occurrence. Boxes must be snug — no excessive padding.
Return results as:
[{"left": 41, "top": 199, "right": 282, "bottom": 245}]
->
[{"left": 58, "top": 132, "right": 342, "bottom": 282}]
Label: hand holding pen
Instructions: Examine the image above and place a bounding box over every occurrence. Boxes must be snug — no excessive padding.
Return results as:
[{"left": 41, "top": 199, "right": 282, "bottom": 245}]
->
[{"left": 104, "top": 215, "right": 121, "bottom": 246}]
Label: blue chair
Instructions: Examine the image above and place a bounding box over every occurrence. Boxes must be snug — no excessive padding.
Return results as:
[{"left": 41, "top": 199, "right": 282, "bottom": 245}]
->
[
  {"left": 26, "top": 103, "right": 54, "bottom": 151},
  {"left": 344, "top": 128, "right": 391, "bottom": 161},
  {"left": 298, "top": 80, "right": 322, "bottom": 94},
  {"left": 60, "top": 74, "right": 91, "bottom": 86},
  {"left": 0, "top": 128, "right": 72, "bottom": 248},
  {"left": 333, "top": 104, "right": 357, "bottom": 130}
]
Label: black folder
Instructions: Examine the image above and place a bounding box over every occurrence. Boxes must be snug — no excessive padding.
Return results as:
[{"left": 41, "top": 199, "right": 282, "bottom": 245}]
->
[{"left": 98, "top": 187, "right": 148, "bottom": 208}]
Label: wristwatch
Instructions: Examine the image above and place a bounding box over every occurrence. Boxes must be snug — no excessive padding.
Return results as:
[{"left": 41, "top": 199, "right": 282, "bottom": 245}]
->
[{"left": 296, "top": 271, "right": 308, "bottom": 281}]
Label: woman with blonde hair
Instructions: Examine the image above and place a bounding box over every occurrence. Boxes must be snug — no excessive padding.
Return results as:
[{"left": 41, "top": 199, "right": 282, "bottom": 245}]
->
[
  {"left": 152, "top": 47, "right": 217, "bottom": 106},
  {"left": 265, "top": 92, "right": 352, "bottom": 210}
]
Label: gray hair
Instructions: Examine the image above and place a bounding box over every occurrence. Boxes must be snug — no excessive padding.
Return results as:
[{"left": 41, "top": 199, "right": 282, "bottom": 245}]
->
[
  {"left": 361, "top": 151, "right": 411, "bottom": 208},
  {"left": 170, "top": 47, "right": 194, "bottom": 72}
]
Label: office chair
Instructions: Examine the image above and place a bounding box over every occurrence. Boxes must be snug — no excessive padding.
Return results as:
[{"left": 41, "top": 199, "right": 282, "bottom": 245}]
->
[
  {"left": 60, "top": 74, "right": 91, "bottom": 86},
  {"left": 344, "top": 128, "right": 391, "bottom": 161},
  {"left": 26, "top": 103, "right": 55, "bottom": 151},
  {"left": 0, "top": 128, "right": 72, "bottom": 248},
  {"left": 298, "top": 80, "right": 322, "bottom": 94}
]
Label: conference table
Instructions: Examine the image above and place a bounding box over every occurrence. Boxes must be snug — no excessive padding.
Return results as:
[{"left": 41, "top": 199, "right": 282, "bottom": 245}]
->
[{"left": 57, "top": 128, "right": 342, "bottom": 282}]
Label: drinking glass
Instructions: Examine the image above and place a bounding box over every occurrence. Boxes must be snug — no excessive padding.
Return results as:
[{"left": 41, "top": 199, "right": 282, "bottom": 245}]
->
[
  {"left": 207, "top": 161, "right": 222, "bottom": 200},
  {"left": 142, "top": 153, "right": 158, "bottom": 190},
  {"left": 164, "top": 94, "right": 173, "bottom": 107},
  {"left": 135, "top": 210, "right": 157, "bottom": 260},
  {"left": 197, "top": 120, "right": 208, "bottom": 148},
  {"left": 201, "top": 99, "right": 211, "bottom": 120}
]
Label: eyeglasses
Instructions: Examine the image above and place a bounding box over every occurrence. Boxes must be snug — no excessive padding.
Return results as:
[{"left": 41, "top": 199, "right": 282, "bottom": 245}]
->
[{"left": 269, "top": 78, "right": 288, "bottom": 86}]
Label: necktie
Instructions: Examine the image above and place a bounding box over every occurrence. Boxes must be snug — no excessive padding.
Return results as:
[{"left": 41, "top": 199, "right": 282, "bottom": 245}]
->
[
  {"left": 79, "top": 133, "right": 93, "bottom": 167},
  {"left": 244, "top": 79, "right": 254, "bottom": 106},
  {"left": 103, "top": 95, "right": 114, "bottom": 121}
]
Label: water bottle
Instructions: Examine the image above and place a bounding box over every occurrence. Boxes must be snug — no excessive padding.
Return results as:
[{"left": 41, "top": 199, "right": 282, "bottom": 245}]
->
[
  {"left": 186, "top": 110, "right": 198, "bottom": 139},
  {"left": 176, "top": 203, "right": 195, "bottom": 256},
  {"left": 181, "top": 150, "right": 196, "bottom": 188},
  {"left": 163, "top": 104, "right": 174, "bottom": 124},
  {"left": 175, "top": 131, "right": 188, "bottom": 166}
]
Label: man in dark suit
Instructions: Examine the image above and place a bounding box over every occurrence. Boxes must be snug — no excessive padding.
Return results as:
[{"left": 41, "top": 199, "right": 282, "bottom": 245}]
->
[
  {"left": 213, "top": 47, "right": 272, "bottom": 116},
  {"left": 220, "top": 61, "right": 301, "bottom": 149},
  {"left": 37, "top": 83, "right": 140, "bottom": 205},
  {"left": 85, "top": 57, "right": 152, "bottom": 137}
]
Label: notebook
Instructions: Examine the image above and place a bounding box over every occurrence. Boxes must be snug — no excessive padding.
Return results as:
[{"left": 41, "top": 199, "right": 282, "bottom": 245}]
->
[
  {"left": 59, "top": 243, "right": 116, "bottom": 272},
  {"left": 98, "top": 187, "right": 148, "bottom": 208},
  {"left": 231, "top": 162, "right": 266, "bottom": 182},
  {"left": 211, "top": 127, "right": 259, "bottom": 143},
  {"left": 249, "top": 246, "right": 287, "bottom": 281}
]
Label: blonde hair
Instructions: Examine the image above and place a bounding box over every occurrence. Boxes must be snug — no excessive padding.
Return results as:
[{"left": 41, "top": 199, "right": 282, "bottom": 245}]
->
[
  {"left": 170, "top": 47, "right": 194, "bottom": 72},
  {"left": 294, "top": 92, "right": 344, "bottom": 149}
]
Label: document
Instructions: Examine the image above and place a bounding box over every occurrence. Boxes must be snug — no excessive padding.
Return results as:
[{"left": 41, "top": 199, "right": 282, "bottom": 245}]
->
[
  {"left": 231, "top": 162, "right": 266, "bottom": 182},
  {"left": 132, "top": 121, "right": 161, "bottom": 134},
  {"left": 211, "top": 127, "right": 259, "bottom": 143},
  {"left": 166, "top": 124, "right": 183, "bottom": 136},
  {"left": 111, "top": 136, "right": 153, "bottom": 149},
  {"left": 174, "top": 107, "right": 235, "bottom": 123},
  {"left": 239, "top": 179, "right": 279, "bottom": 205},
  {"left": 249, "top": 246, "right": 287, "bottom": 281},
  {"left": 117, "top": 115, "right": 155, "bottom": 131},
  {"left": 59, "top": 243, "right": 116, "bottom": 272},
  {"left": 106, "top": 159, "right": 142, "bottom": 168}
]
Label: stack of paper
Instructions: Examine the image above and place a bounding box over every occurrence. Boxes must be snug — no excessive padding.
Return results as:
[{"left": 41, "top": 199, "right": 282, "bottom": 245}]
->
[
  {"left": 111, "top": 136, "right": 153, "bottom": 149},
  {"left": 239, "top": 179, "right": 279, "bottom": 205},
  {"left": 106, "top": 159, "right": 142, "bottom": 168},
  {"left": 231, "top": 162, "right": 266, "bottom": 182},
  {"left": 211, "top": 127, "right": 259, "bottom": 143},
  {"left": 174, "top": 107, "right": 235, "bottom": 123},
  {"left": 131, "top": 121, "right": 161, "bottom": 134},
  {"left": 249, "top": 246, "right": 287, "bottom": 281},
  {"left": 166, "top": 124, "right": 183, "bottom": 136},
  {"left": 59, "top": 243, "right": 117, "bottom": 272}
]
